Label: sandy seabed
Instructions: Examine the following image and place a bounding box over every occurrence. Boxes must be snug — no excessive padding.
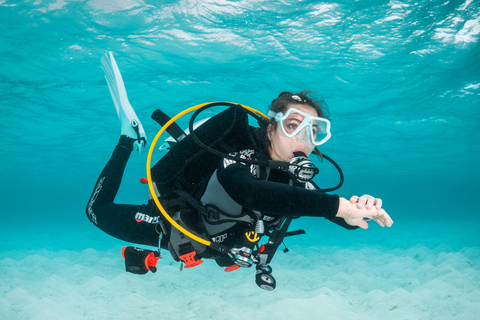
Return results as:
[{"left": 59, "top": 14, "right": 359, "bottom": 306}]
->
[{"left": 1, "top": 219, "right": 479, "bottom": 320}]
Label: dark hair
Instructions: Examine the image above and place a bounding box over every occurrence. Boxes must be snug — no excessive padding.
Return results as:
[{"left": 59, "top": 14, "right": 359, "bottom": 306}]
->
[
  {"left": 262, "top": 90, "right": 329, "bottom": 153},
  {"left": 268, "top": 90, "right": 328, "bottom": 121}
]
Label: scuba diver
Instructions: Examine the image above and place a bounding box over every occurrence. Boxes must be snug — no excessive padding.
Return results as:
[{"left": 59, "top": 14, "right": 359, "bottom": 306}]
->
[{"left": 86, "top": 51, "right": 393, "bottom": 290}]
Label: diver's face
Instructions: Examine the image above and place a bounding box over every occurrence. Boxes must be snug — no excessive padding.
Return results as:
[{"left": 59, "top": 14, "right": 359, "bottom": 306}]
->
[{"left": 268, "top": 104, "right": 317, "bottom": 162}]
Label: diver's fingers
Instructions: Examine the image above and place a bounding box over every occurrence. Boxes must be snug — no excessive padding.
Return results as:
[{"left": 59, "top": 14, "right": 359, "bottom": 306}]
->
[
  {"left": 350, "top": 195, "right": 359, "bottom": 204},
  {"left": 357, "top": 219, "right": 369, "bottom": 229},
  {"left": 359, "top": 195, "right": 383, "bottom": 210},
  {"left": 343, "top": 214, "right": 369, "bottom": 229},
  {"left": 372, "top": 216, "right": 386, "bottom": 227},
  {"left": 350, "top": 195, "right": 368, "bottom": 209},
  {"left": 364, "top": 196, "right": 375, "bottom": 209},
  {"left": 346, "top": 217, "right": 369, "bottom": 229},
  {"left": 374, "top": 209, "right": 393, "bottom": 227},
  {"left": 353, "top": 195, "right": 374, "bottom": 209}
]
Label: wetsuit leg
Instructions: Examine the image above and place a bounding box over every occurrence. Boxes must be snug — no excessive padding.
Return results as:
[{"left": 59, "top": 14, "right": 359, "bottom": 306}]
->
[{"left": 86, "top": 135, "right": 160, "bottom": 247}]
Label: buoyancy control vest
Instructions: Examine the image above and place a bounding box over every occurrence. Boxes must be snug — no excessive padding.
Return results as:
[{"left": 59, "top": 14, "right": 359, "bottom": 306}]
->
[
  {"left": 145, "top": 102, "right": 346, "bottom": 290},
  {"left": 135, "top": 101, "right": 346, "bottom": 290},
  {"left": 151, "top": 106, "right": 260, "bottom": 199},
  {"left": 150, "top": 105, "right": 269, "bottom": 266}
]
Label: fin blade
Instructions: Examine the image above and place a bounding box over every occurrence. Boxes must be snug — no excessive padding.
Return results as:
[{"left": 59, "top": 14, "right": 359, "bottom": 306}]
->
[
  {"left": 101, "top": 51, "right": 147, "bottom": 153},
  {"left": 101, "top": 51, "right": 131, "bottom": 118}
]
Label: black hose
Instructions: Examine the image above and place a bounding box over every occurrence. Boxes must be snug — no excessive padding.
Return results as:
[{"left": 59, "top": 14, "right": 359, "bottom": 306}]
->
[{"left": 188, "top": 102, "right": 344, "bottom": 192}]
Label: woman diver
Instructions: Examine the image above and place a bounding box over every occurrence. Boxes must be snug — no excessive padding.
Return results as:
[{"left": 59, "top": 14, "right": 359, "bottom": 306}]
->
[
  {"left": 198, "top": 91, "right": 392, "bottom": 235},
  {"left": 86, "top": 52, "right": 393, "bottom": 289}
]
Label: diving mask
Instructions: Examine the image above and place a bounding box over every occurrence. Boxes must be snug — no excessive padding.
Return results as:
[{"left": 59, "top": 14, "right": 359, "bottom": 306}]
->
[{"left": 268, "top": 107, "right": 331, "bottom": 146}]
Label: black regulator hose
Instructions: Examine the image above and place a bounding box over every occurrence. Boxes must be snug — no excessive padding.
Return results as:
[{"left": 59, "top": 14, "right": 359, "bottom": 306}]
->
[
  {"left": 188, "top": 102, "right": 344, "bottom": 192},
  {"left": 317, "top": 154, "right": 344, "bottom": 192}
]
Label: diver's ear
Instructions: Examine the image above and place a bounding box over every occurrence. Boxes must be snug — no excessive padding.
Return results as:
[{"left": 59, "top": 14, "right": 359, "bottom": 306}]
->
[{"left": 267, "top": 123, "right": 273, "bottom": 140}]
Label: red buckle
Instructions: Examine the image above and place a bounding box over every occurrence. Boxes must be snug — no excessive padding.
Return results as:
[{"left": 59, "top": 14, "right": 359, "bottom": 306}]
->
[
  {"left": 179, "top": 251, "right": 203, "bottom": 268},
  {"left": 224, "top": 264, "right": 240, "bottom": 272},
  {"left": 145, "top": 252, "right": 159, "bottom": 271}
]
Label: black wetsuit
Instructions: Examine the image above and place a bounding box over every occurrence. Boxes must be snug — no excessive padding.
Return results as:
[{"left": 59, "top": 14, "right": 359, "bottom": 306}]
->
[
  {"left": 86, "top": 135, "right": 355, "bottom": 249},
  {"left": 86, "top": 136, "right": 160, "bottom": 247}
]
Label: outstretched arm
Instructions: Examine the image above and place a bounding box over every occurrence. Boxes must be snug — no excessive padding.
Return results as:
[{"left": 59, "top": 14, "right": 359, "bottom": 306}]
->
[
  {"left": 217, "top": 156, "right": 340, "bottom": 219},
  {"left": 217, "top": 153, "right": 393, "bottom": 229}
]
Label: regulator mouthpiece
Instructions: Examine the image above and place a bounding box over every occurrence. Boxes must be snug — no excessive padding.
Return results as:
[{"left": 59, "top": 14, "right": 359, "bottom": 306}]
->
[{"left": 289, "top": 152, "right": 319, "bottom": 183}]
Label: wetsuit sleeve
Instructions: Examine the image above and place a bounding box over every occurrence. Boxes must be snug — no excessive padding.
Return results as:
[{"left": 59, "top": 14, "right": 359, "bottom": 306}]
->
[
  {"left": 216, "top": 156, "right": 340, "bottom": 220},
  {"left": 307, "top": 181, "right": 359, "bottom": 230}
]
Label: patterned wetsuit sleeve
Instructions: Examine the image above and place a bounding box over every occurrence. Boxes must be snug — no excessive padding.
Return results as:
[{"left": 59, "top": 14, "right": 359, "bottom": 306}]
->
[{"left": 216, "top": 152, "right": 340, "bottom": 220}]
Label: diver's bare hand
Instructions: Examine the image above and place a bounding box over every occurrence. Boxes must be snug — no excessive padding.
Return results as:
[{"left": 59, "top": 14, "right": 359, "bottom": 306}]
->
[{"left": 337, "top": 198, "right": 393, "bottom": 229}]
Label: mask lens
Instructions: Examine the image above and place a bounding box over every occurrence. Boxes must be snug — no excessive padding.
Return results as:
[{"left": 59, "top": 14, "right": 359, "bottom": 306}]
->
[
  {"left": 276, "top": 108, "right": 331, "bottom": 146},
  {"left": 282, "top": 114, "right": 304, "bottom": 135},
  {"left": 312, "top": 120, "right": 329, "bottom": 145}
]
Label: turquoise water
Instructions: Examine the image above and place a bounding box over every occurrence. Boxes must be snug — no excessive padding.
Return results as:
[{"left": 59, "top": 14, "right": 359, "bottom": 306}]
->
[{"left": 1, "top": 1, "right": 479, "bottom": 319}]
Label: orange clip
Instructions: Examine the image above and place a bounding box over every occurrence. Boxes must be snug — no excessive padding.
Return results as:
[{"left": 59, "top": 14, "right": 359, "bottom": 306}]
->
[
  {"left": 179, "top": 251, "right": 203, "bottom": 268},
  {"left": 224, "top": 264, "right": 240, "bottom": 272},
  {"left": 145, "top": 252, "right": 159, "bottom": 271}
]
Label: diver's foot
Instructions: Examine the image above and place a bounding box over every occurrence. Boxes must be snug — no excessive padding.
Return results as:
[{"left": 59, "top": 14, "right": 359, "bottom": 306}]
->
[
  {"left": 117, "top": 106, "right": 147, "bottom": 153},
  {"left": 118, "top": 135, "right": 136, "bottom": 152}
]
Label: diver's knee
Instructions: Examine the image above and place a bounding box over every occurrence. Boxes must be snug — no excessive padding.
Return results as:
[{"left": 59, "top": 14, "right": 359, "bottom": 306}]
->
[{"left": 86, "top": 203, "right": 99, "bottom": 225}]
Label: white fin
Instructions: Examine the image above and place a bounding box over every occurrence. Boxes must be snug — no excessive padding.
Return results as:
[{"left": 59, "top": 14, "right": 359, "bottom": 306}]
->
[{"left": 101, "top": 51, "right": 147, "bottom": 153}]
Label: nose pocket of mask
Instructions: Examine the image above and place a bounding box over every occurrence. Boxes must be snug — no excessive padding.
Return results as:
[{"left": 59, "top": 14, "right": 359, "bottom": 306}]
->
[{"left": 295, "top": 126, "right": 312, "bottom": 145}]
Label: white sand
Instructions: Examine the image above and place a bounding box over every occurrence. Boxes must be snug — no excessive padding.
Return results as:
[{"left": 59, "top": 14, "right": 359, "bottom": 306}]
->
[{"left": 1, "top": 219, "right": 479, "bottom": 320}]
